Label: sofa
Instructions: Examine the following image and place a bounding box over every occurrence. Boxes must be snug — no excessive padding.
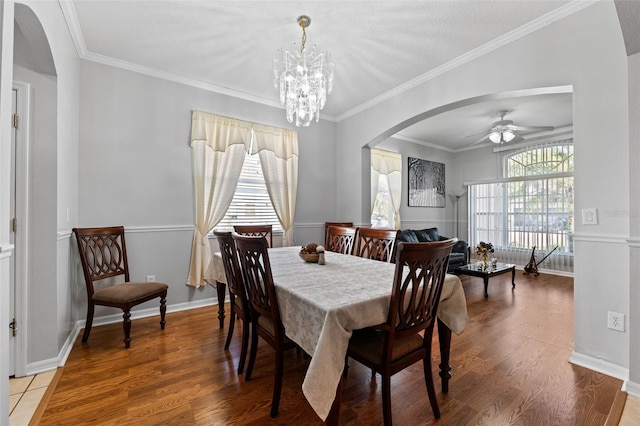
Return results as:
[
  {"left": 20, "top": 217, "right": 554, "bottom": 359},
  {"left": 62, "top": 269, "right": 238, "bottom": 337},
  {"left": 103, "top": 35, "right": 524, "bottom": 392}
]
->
[{"left": 396, "top": 227, "right": 470, "bottom": 272}]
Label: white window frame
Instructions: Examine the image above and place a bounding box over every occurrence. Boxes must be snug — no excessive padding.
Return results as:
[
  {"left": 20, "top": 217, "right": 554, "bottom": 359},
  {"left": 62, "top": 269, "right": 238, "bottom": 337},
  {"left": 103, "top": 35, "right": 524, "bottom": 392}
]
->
[{"left": 468, "top": 141, "right": 574, "bottom": 271}]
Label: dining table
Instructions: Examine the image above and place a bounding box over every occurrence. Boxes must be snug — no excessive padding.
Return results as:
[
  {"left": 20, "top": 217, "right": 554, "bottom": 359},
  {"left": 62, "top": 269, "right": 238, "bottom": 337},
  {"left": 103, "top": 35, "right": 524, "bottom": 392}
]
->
[{"left": 210, "top": 246, "right": 468, "bottom": 423}]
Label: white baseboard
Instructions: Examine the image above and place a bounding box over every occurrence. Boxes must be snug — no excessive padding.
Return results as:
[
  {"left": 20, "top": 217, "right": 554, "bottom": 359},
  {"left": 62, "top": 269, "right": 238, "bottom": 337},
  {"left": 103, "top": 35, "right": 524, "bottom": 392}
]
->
[
  {"left": 569, "top": 351, "right": 629, "bottom": 382},
  {"left": 26, "top": 298, "right": 218, "bottom": 375},
  {"left": 625, "top": 380, "right": 640, "bottom": 398}
]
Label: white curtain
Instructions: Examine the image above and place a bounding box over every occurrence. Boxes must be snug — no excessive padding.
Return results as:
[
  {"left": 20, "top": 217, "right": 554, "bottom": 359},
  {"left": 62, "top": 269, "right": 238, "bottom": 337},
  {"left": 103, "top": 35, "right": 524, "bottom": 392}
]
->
[
  {"left": 187, "top": 111, "right": 252, "bottom": 288},
  {"left": 252, "top": 124, "right": 299, "bottom": 247},
  {"left": 371, "top": 148, "right": 403, "bottom": 229}
]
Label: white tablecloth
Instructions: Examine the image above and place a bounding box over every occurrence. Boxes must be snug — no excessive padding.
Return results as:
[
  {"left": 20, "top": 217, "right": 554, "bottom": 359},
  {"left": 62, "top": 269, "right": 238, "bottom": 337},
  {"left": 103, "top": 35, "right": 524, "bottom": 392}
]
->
[{"left": 211, "top": 246, "right": 467, "bottom": 421}]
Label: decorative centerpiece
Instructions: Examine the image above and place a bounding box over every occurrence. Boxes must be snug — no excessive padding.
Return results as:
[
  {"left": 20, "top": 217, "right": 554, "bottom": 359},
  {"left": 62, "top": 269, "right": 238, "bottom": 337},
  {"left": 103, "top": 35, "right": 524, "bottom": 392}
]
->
[
  {"left": 475, "top": 241, "right": 494, "bottom": 269},
  {"left": 299, "top": 243, "right": 324, "bottom": 263}
]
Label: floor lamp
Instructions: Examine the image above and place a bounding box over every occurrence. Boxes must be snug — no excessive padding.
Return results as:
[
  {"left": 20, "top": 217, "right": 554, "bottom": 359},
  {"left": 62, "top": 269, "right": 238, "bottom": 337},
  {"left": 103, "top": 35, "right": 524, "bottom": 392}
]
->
[{"left": 448, "top": 191, "right": 467, "bottom": 237}]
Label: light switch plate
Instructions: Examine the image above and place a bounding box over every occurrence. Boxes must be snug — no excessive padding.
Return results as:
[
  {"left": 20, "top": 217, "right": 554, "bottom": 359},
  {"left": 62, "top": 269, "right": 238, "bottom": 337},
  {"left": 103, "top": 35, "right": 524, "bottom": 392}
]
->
[{"left": 581, "top": 208, "right": 598, "bottom": 225}]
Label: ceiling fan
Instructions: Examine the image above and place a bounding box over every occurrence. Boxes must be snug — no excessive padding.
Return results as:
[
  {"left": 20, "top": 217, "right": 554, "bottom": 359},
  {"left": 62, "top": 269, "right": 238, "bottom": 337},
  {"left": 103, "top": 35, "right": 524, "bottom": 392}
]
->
[{"left": 468, "top": 111, "right": 554, "bottom": 145}]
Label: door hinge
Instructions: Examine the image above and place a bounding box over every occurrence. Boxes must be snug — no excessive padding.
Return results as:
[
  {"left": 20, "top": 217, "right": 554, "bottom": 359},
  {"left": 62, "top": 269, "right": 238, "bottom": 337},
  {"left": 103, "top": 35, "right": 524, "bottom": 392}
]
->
[
  {"left": 13, "top": 113, "right": 18, "bottom": 129},
  {"left": 12, "top": 217, "right": 17, "bottom": 233},
  {"left": 9, "top": 319, "right": 17, "bottom": 337}
]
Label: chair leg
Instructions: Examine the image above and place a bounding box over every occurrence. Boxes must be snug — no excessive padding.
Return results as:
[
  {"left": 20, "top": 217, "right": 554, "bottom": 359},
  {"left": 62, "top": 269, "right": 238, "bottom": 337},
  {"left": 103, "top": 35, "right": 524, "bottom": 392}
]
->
[
  {"left": 159, "top": 295, "right": 167, "bottom": 330},
  {"left": 423, "top": 356, "right": 440, "bottom": 419},
  {"left": 224, "top": 296, "right": 236, "bottom": 350},
  {"left": 382, "top": 374, "right": 392, "bottom": 426},
  {"left": 82, "top": 302, "right": 95, "bottom": 343},
  {"left": 122, "top": 309, "right": 132, "bottom": 349},
  {"left": 245, "top": 322, "right": 259, "bottom": 380},
  {"left": 238, "top": 318, "right": 250, "bottom": 375},
  {"left": 270, "top": 345, "right": 285, "bottom": 418}
]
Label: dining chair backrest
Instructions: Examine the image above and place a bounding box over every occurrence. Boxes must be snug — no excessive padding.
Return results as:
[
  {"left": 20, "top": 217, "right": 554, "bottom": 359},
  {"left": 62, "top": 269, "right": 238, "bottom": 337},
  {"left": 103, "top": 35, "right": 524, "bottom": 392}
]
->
[
  {"left": 353, "top": 227, "right": 398, "bottom": 262},
  {"left": 326, "top": 226, "right": 357, "bottom": 254},
  {"left": 324, "top": 221, "right": 354, "bottom": 248},
  {"left": 234, "top": 225, "right": 273, "bottom": 248},
  {"left": 233, "top": 234, "right": 283, "bottom": 334},
  {"left": 214, "top": 231, "right": 248, "bottom": 311},
  {"left": 389, "top": 239, "right": 456, "bottom": 339}
]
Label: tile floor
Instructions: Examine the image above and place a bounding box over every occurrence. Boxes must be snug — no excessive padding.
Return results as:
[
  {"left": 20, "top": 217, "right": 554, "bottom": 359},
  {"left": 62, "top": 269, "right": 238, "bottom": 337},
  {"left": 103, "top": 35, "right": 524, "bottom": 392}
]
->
[
  {"left": 9, "top": 370, "right": 56, "bottom": 426},
  {"left": 619, "top": 395, "right": 640, "bottom": 426}
]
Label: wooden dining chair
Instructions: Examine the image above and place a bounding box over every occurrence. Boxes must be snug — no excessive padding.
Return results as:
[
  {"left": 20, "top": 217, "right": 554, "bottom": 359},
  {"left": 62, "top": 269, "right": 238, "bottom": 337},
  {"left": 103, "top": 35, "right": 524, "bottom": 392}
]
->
[
  {"left": 326, "top": 225, "right": 357, "bottom": 254},
  {"left": 324, "top": 221, "right": 353, "bottom": 248},
  {"left": 233, "top": 234, "right": 298, "bottom": 418},
  {"left": 346, "top": 239, "right": 456, "bottom": 425},
  {"left": 214, "top": 231, "right": 251, "bottom": 374},
  {"left": 352, "top": 227, "right": 398, "bottom": 262},
  {"left": 234, "top": 224, "right": 273, "bottom": 248},
  {"left": 72, "top": 226, "right": 168, "bottom": 349}
]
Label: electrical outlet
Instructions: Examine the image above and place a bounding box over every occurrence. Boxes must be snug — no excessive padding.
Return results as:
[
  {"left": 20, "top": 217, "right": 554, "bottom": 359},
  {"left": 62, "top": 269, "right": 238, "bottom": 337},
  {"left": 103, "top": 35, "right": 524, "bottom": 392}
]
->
[
  {"left": 607, "top": 311, "right": 625, "bottom": 332},
  {"left": 146, "top": 275, "right": 156, "bottom": 282}
]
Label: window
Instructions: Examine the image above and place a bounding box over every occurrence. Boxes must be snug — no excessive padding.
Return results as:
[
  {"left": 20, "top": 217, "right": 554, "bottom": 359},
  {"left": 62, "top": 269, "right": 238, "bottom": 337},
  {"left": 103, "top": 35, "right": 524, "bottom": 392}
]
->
[
  {"left": 215, "top": 148, "right": 282, "bottom": 233},
  {"left": 469, "top": 141, "right": 574, "bottom": 272},
  {"left": 370, "top": 148, "right": 402, "bottom": 229},
  {"left": 371, "top": 174, "right": 394, "bottom": 228}
]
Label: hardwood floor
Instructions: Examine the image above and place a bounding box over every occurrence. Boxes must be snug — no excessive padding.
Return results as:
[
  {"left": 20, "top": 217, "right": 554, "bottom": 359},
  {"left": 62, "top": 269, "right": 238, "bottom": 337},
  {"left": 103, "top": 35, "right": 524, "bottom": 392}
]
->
[{"left": 38, "top": 272, "right": 622, "bottom": 425}]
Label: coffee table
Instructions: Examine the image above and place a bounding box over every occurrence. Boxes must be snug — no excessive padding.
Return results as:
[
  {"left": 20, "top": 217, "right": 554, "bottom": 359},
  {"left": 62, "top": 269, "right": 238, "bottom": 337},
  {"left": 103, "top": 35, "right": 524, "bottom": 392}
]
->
[{"left": 455, "top": 262, "right": 516, "bottom": 297}]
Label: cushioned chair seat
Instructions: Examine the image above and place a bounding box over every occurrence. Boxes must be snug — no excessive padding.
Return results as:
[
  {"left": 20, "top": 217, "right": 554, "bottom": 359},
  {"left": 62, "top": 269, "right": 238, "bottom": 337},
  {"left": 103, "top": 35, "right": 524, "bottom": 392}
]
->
[
  {"left": 257, "top": 315, "right": 294, "bottom": 344},
  {"left": 349, "top": 328, "right": 424, "bottom": 364},
  {"left": 93, "top": 282, "right": 169, "bottom": 304}
]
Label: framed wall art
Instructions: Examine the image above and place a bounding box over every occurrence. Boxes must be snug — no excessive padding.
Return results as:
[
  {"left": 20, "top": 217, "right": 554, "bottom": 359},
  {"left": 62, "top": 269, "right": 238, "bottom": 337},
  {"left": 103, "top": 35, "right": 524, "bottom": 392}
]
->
[{"left": 408, "top": 157, "right": 445, "bottom": 207}]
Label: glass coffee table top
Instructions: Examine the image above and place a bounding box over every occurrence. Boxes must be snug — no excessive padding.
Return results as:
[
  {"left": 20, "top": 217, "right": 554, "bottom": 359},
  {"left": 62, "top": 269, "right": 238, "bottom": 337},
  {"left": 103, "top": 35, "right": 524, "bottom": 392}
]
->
[
  {"left": 457, "top": 262, "right": 515, "bottom": 274},
  {"left": 454, "top": 262, "right": 516, "bottom": 297}
]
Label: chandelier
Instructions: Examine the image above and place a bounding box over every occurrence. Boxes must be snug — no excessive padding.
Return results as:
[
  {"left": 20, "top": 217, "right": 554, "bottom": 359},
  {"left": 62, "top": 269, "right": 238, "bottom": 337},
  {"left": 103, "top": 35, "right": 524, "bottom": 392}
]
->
[{"left": 273, "top": 15, "right": 335, "bottom": 127}]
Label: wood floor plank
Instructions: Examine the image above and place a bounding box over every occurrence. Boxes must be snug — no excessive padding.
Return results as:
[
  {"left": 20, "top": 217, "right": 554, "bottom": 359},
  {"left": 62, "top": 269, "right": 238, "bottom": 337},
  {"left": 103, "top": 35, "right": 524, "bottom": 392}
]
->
[{"left": 38, "top": 272, "right": 622, "bottom": 425}]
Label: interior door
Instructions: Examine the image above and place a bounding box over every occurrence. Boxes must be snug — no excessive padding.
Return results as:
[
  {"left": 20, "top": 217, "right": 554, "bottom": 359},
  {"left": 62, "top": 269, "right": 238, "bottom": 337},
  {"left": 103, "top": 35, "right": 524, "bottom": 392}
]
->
[{"left": 9, "top": 88, "right": 17, "bottom": 376}]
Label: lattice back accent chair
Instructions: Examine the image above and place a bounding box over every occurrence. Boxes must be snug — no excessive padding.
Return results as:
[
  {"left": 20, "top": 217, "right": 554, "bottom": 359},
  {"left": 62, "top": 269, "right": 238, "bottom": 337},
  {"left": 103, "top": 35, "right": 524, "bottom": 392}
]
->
[
  {"left": 346, "top": 239, "right": 456, "bottom": 425},
  {"left": 324, "top": 221, "right": 354, "bottom": 248},
  {"left": 234, "top": 225, "right": 273, "bottom": 248},
  {"left": 233, "top": 234, "right": 298, "bottom": 418},
  {"left": 352, "top": 227, "right": 398, "bottom": 262},
  {"left": 214, "top": 231, "right": 252, "bottom": 374},
  {"left": 326, "top": 225, "right": 357, "bottom": 254},
  {"left": 72, "top": 226, "right": 168, "bottom": 349}
]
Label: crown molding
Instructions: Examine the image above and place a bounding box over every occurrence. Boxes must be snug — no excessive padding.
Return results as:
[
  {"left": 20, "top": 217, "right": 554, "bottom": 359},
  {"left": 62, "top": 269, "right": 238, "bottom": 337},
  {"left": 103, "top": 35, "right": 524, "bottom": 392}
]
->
[
  {"left": 391, "top": 134, "right": 456, "bottom": 153},
  {"left": 58, "top": 1, "right": 338, "bottom": 123},
  {"left": 57, "top": 0, "right": 85, "bottom": 57},
  {"left": 58, "top": 0, "right": 593, "bottom": 125},
  {"left": 336, "top": 0, "right": 599, "bottom": 122}
]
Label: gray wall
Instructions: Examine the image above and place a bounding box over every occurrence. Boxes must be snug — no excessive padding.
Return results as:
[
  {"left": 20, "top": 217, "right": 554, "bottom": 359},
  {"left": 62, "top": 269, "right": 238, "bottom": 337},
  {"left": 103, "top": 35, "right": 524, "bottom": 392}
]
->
[
  {"left": 335, "top": 1, "right": 634, "bottom": 381},
  {"left": 76, "top": 60, "right": 339, "bottom": 317},
  {"left": 1, "top": 4, "right": 639, "bottom": 422}
]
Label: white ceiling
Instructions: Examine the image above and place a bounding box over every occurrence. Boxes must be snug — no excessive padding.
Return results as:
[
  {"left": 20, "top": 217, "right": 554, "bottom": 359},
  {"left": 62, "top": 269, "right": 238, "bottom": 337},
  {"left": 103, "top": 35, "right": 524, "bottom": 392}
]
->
[{"left": 60, "top": 0, "right": 586, "bottom": 150}]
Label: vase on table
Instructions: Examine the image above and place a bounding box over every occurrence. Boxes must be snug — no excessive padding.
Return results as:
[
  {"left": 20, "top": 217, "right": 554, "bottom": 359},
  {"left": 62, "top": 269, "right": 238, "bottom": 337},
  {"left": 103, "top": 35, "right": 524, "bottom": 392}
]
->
[{"left": 482, "top": 253, "right": 489, "bottom": 269}]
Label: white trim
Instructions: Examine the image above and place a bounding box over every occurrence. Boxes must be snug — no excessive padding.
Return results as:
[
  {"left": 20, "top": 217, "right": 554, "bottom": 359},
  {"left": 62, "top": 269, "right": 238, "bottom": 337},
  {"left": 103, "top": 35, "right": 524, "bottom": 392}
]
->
[
  {"left": 12, "top": 81, "right": 31, "bottom": 378},
  {"left": 626, "top": 238, "right": 640, "bottom": 248},
  {"left": 0, "top": 245, "right": 13, "bottom": 259},
  {"left": 337, "top": 1, "right": 598, "bottom": 121},
  {"left": 57, "top": 0, "right": 85, "bottom": 57},
  {"left": 57, "top": 0, "right": 596, "bottom": 124},
  {"left": 572, "top": 233, "right": 631, "bottom": 245},
  {"left": 38, "top": 297, "right": 219, "bottom": 374},
  {"left": 569, "top": 351, "right": 629, "bottom": 382},
  {"left": 392, "top": 134, "right": 456, "bottom": 153},
  {"left": 626, "top": 380, "right": 640, "bottom": 398}
]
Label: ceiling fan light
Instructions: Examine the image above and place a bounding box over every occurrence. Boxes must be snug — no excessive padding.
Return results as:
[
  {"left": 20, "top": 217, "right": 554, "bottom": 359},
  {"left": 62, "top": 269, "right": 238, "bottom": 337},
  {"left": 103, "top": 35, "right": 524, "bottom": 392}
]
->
[
  {"left": 488, "top": 131, "right": 501, "bottom": 143},
  {"left": 503, "top": 130, "right": 516, "bottom": 142}
]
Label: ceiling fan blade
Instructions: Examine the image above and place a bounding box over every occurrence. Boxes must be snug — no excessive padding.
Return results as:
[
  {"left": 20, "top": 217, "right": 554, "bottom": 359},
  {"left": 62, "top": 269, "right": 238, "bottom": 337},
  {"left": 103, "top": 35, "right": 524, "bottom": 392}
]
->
[
  {"left": 471, "top": 134, "right": 490, "bottom": 145},
  {"left": 510, "top": 125, "right": 554, "bottom": 132},
  {"left": 464, "top": 130, "right": 489, "bottom": 139}
]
